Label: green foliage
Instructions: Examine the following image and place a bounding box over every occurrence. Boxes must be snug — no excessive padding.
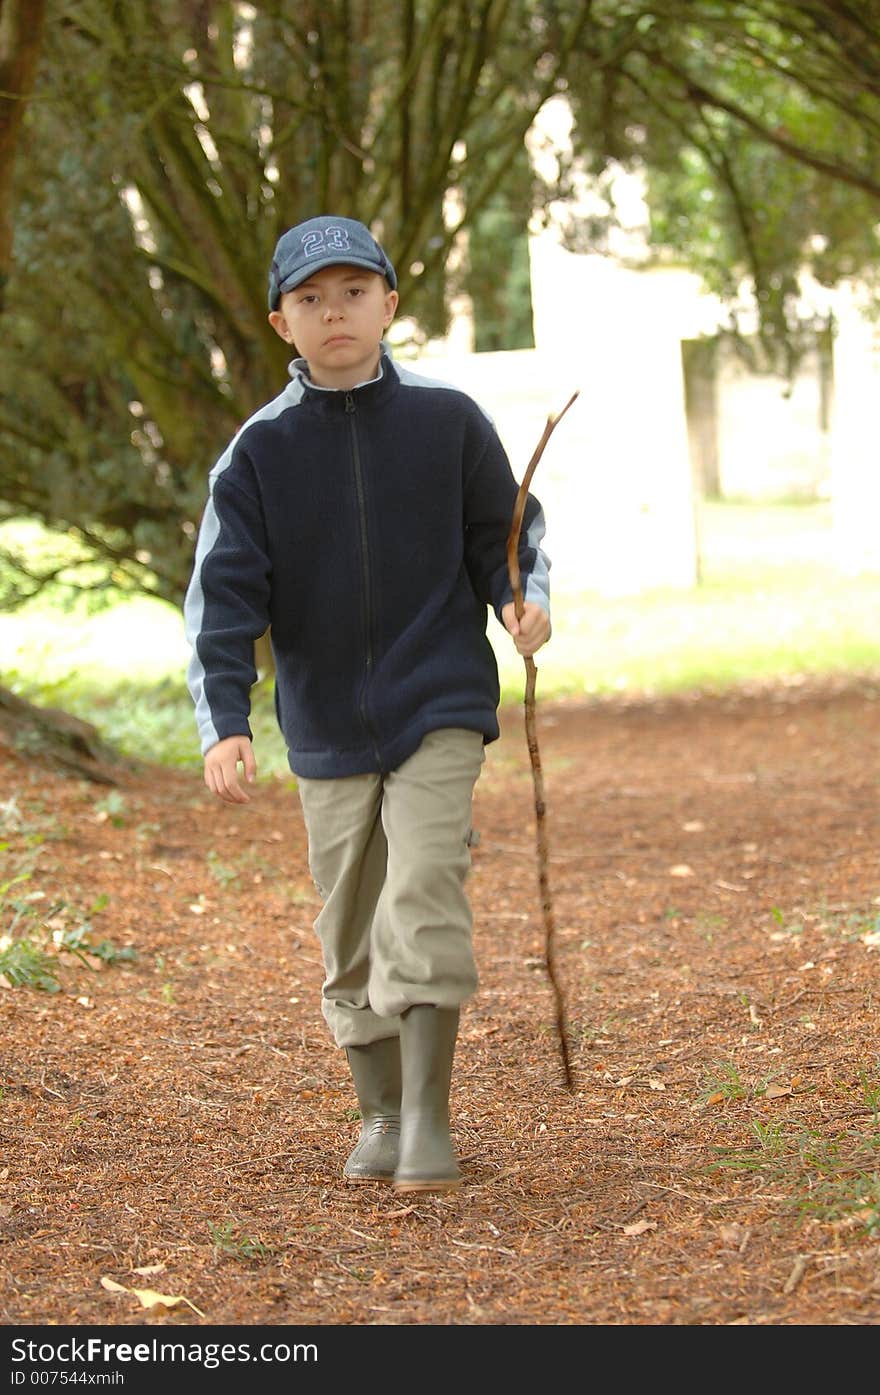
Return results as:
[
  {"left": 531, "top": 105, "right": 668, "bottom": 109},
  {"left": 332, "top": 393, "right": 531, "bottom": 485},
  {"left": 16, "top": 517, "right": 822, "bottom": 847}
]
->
[
  {"left": 0, "top": 937, "right": 62, "bottom": 992},
  {"left": 206, "top": 850, "right": 239, "bottom": 886},
  {"left": 463, "top": 129, "right": 538, "bottom": 351},
  {"left": 749, "top": 1120, "right": 787, "bottom": 1158},
  {"left": 3, "top": 3, "right": 880, "bottom": 606},
  {"left": 1, "top": 819, "right": 137, "bottom": 989},
  {"left": 0, "top": 920, "right": 136, "bottom": 990},
  {"left": 802, "top": 1170, "right": 880, "bottom": 1237},
  {"left": 57, "top": 921, "right": 138, "bottom": 969},
  {"left": 95, "top": 793, "right": 127, "bottom": 828},
  {"left": 208, "top": 1220, "right": 272, "bottom": 1262},
  {"left": 712, "top": 1114, "right": 880, "bottom": 1239},
  {"left": 859, "top": 1067, "right": 880, "bottom": 1122},
  {"left": 558, "top": 2, "right": 880, "bottom": 373},
  {"left": 769, "top": 904, "right": 880, "bottom": 945},
  {"left": 698, "top": 1061, "right": 750, "bottom": 1103},
  {"left": 0, "top": 862, "right": 35, "bottom": 929},
  {"left": 2, "top": 0, "right": 582, "bottom": 606}
]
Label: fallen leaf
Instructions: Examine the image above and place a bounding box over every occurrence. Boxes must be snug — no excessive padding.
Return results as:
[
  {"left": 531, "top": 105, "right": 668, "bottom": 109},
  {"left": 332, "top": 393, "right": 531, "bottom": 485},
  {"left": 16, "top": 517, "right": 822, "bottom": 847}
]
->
[
  {"left": 765, "top": 1082, "right": 792, "bottom": 1099},
  {"left": 623, "top": 1219, "right": 657, "bottom": 1237},
  {"left": 133, "top": 1287, "right": 204, "bottom": 1314},
  {"left": 668, "top": 864, "right": 694, "bottom": 877},
  {"left": 132, "top": 1263, "right": 166, "bottom": 1276},
  {"left": 100, "top": 1275, "right": 205, "bottom": 1317},
  {"left": 719, "top": 1223, "right": 747, "bottom": 1247}
]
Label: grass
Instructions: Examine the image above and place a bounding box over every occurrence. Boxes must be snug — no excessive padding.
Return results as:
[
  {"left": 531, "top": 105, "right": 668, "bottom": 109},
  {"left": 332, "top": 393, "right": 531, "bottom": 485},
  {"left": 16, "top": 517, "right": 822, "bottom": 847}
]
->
[
  {"left": 0, "top": 793, "right": 137, "bottom": 992},
  {"left": 499, "top": 499, "right": 880, "bottom": 700},
  {"left": 697, "top": 1053, "right": 880, "bottom": 1237},
  {"left": 0, "top": 859, "right": 138, "bottom": 992},
  {"left": 708, "top": 1095, "right": 880, "bottom": 1238},
  {"left": 2, "top": 500, "right": 880, "bottom": 777},
  {"left": 208, "top": 1220, "right": 273, "bottom": 1262}
]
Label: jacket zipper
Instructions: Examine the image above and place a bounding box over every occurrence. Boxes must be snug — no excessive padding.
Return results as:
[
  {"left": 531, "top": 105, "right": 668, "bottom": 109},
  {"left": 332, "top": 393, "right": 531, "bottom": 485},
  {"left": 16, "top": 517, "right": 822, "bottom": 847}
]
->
[{"left": 345, "top": 392, "right": 383, "bottom": 768}]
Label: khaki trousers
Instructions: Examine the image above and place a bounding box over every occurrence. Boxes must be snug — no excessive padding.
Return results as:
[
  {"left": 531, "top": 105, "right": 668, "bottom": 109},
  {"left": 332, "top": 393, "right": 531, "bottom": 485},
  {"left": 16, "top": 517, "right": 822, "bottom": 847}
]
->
[{"left": 296, "top": 728, "right": 485, "bottom": 1047}]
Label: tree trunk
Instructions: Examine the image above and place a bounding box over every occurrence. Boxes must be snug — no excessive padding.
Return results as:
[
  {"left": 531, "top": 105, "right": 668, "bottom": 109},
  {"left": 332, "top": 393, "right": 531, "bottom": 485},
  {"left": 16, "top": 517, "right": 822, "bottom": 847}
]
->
[
  {"left": 0, "top": 0, "right": 48, "bottom": 305},
  {"left": 0, "top": 682, "right": 131, "bottom": 784},
  {"left": 681, "top": 336, "right": 721, "bottom": 500}
]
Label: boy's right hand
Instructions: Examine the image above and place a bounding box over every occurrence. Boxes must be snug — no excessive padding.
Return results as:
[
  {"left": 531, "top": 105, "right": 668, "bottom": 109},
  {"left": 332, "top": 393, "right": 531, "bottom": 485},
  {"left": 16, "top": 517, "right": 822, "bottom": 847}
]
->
[{"left": 203, "top": 735, "right": 257, "bottom": 804}]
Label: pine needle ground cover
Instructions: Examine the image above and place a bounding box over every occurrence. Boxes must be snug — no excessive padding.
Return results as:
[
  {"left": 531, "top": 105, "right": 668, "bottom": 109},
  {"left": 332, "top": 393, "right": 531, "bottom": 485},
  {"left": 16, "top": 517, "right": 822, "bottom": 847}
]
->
[{"left": 2, "top": 677, "right": 879, "bottom": 1327}]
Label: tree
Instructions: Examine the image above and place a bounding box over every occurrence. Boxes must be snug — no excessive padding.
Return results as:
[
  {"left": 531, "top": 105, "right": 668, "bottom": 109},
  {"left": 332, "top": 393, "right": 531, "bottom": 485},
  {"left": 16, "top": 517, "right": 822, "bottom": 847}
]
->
[
  {"left": 558, "top": 2, "right": 880, "bottom": 371},
  {"left": 1, "top": 1, "right": 880, "bottom": 611},
  {"left": 1, "top": 0, "right": 128, "bottom": 777},
  {"left": 0, "top": 0, "right": 589, "bottom": 606},
  {"left": 0, "top": 0, "right": 47, "bottom": 304}
]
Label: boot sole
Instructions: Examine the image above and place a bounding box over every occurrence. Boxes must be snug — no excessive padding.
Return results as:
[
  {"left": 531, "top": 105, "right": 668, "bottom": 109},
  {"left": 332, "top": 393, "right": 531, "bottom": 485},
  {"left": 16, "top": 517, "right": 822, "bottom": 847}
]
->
[
  {"left": 392, "top": 1178, "right": 462, "bottom": 1193},
  {"left": 343, "top": 1174, "right": 395, "bottom": 1184}
]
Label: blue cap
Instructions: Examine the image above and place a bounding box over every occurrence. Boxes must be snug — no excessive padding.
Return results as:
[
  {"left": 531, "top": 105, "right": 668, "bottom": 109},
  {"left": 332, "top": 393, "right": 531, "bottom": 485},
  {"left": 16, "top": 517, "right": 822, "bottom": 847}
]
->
[{"left": 268, "top": 215, "right": 397, "bottom": 310}]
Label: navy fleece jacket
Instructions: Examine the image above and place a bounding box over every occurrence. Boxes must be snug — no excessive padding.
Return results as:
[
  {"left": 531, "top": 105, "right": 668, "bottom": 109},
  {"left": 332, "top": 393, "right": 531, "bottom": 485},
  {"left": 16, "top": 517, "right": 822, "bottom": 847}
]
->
[{"left": 184, "top": 349, "right": 550, "bottom": 778}]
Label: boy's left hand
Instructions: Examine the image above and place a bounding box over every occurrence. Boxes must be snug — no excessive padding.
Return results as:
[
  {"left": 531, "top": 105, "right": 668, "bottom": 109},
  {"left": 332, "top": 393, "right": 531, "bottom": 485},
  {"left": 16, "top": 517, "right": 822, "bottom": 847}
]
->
[{"left": 502, "top": 600, "right": 551, "bottom": 658}]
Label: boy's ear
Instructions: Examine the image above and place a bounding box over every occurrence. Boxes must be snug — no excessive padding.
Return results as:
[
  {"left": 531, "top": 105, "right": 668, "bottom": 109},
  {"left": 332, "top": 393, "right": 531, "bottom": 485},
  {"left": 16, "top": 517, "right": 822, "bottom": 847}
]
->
[
  {"left": 383, "top": 288, "right": 399, "bottom": 329},
  {"left": 269, "top": 310, "right": 293, "bottom": 344}
]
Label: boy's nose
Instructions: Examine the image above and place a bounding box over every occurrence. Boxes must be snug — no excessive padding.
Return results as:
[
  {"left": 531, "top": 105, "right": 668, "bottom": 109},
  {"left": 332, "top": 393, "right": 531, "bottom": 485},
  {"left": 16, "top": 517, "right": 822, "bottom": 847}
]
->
[{"left": 323, "top": 301, "right": 344, "bottom": 320}]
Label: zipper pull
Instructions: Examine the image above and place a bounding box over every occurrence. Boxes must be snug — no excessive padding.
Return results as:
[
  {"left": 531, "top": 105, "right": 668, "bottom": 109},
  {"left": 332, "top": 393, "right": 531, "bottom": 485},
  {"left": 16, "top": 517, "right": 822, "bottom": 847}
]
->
[{"left": 345, "top": 392, "right": 355, "bottom": 413}]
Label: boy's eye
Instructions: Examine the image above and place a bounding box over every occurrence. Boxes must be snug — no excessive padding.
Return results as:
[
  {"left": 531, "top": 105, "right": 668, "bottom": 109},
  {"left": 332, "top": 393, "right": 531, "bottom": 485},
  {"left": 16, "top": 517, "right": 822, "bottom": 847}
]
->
[{"left": 347, "top": 287, "right": 364, "bottom": 298}]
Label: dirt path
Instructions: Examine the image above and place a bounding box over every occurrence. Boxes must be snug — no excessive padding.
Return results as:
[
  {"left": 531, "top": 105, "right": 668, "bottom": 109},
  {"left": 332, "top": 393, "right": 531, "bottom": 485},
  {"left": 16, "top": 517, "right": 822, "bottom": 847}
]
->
[{"left": 2, "top": 678, "right": 879, "bottom": 1335}]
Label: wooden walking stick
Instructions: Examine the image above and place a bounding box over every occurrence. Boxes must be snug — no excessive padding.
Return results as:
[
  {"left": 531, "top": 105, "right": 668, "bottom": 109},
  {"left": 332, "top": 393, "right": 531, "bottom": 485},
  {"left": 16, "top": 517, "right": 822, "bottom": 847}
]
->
[{"left": 506, "top": 389, "right": 579, "bottom": 1093}]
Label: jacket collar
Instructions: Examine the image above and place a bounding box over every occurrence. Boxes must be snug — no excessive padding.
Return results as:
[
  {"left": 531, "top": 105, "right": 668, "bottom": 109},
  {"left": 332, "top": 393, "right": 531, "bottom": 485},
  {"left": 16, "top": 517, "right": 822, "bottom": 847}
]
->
[{"left": 288, "top": 343, "right": 397, "bottom": 408}]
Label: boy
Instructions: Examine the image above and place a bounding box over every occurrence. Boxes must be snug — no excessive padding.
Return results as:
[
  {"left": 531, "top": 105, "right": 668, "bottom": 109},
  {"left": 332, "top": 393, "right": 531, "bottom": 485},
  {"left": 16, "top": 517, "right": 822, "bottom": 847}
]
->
[{"left": 184, "top": 215, "right": 551, "bottom": 1192}]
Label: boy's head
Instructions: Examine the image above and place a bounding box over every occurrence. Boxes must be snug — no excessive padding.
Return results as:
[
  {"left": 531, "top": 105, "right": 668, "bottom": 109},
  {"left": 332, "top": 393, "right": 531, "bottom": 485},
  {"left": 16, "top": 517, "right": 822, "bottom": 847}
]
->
[
  {"left": 268, "top": 215, "right": 397, "bottom": 311},
  {"left": 267, "top": 216, "right": 399, "bottom": 390}
]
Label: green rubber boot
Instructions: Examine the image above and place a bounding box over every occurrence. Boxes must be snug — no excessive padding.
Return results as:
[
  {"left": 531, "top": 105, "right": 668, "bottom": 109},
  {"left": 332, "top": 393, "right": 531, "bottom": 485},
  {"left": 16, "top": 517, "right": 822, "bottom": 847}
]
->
[
  {"left": 393, "top": 1005, "right": 462, "bottom": 1193},
  {"left": 343, "top": 1037, "right": 401, "bottom": 1183}
]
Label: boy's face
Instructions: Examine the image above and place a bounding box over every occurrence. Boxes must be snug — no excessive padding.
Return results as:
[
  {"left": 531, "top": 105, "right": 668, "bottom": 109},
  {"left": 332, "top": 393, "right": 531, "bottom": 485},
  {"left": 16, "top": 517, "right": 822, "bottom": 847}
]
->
[{"left": 268, "top": 263, "right": 398, "bottom": 389}]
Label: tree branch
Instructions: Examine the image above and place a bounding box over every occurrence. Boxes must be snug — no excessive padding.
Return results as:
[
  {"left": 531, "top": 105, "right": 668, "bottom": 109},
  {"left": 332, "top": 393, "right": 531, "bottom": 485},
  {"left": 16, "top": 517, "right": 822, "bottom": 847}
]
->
[
  {"left": 506, "top": 389, "right": 579, "bottom": 1093},
  {"left": 659, "top": 57, "right": 880, "bottom": 200}
]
